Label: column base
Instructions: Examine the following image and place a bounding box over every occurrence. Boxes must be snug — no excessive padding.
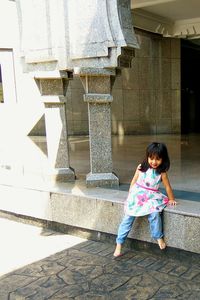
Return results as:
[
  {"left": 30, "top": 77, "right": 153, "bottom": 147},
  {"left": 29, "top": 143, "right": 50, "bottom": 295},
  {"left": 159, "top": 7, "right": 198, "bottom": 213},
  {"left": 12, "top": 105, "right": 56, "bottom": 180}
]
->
[
  {"left": 46, "top": 167, "right": 75, "bottom": 183},
  {"left": 86, "top": 172, "right": 119, "bottom": 187}
]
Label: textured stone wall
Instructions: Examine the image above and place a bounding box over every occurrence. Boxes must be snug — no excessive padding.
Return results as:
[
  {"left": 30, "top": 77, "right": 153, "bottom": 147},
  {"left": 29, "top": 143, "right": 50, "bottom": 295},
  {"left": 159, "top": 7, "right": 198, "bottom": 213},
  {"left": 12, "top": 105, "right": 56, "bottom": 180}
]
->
[
  {"left": 111, "top": 29, "right": 181, "bottom": 135},
  {"left": 31, "top": 29, "right": 181, "bottom": 136}
]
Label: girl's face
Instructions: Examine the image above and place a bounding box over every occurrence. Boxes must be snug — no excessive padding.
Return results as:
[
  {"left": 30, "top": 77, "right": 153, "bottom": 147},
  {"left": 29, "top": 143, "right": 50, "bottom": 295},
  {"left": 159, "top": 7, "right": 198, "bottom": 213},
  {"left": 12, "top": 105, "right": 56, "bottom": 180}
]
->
[{"left": 148, "top": 155, "right": 162, "bottom": 169}]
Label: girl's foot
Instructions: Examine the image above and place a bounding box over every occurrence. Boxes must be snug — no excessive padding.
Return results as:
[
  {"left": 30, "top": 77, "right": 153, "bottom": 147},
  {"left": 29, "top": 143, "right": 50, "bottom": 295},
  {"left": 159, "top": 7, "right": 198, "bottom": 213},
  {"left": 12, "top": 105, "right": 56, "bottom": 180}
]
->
[
  {"left": 157, "top": 238, "right": 166, "bottom": 250},
  {"left": 113, "top": 243, "right": 122, "bottom": 257}
]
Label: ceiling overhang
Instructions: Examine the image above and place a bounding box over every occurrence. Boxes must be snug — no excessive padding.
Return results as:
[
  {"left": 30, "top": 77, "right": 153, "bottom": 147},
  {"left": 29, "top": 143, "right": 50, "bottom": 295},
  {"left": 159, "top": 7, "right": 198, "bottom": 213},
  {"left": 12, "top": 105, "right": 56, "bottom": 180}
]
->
[{"left": 131, "top": 0, "right": 200, "bottom": 39}]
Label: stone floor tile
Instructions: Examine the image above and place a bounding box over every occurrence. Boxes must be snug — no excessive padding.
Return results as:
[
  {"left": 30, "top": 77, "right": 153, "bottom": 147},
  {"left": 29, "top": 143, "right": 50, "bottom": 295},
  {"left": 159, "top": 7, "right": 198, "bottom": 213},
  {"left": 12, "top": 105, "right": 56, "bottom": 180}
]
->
[
  {"left": 75, "top": 293, "right": 110, "bottom": 299},
  {"left": 158, "top": 261, "right": 178, "bottom": 273},
  {"left": 97, "top": 246, "right": 115, "bottom": 257},
  {"left": 191, "top": 272, "right": 200, "bottom": 283},
  {"left": 111, "top": 273, "right": 161, "bottom": 299},
  {"left": 59, "top": 249, "right": 91, "bottom": 267},
  {"left": 0, "top": 274, "right": 38, "bottom": 300},
  {"left": 153, "top": 283, "right": 187, "bottom": 299},
  {"left": 90, "top": 273, "right": 130, "bottom": 293},
  {"left": 105, "top": 261, "right": 144, "bottom": 277},
  {"left": 180, "top": 267, "right": 200, "bottom": 281},
  {"left": 116, "top": 250, "right": 139, "bottom": 261},
  {"left": 169, "top": 265, "right": 189, "bottom": 277},
  {"left": 48, "top": 282, "right": 90, "bottom": 299},
  {"left": 76, "top": 252, "right": 109, "bottom": 266},
  {"left": 125, "top": 253, "right": 148, "bottom": 265},
  {"left": 58, "top": 269, "right": 88, "bottom": 285},
  {"left": 14, "top": 261, "right": 65, "bottom": 277},
  {"left": 73, "top": 240, "right": 94, "bottom": 250},
  {"left": 176, "top": 290, "right": 200, "bottom": 299},
  {"left": 79, "top": 241, "right": 111, "bottom": 254},
  {"left": 59, "top": 264, "right": 103, "bottom": 283},
  {"left": 149, "top": 270, "right": 183, "bottom": 285},
  {"left": 136, "top": 256, "right": 158, "bottom": 267},
  {"left": 147, "top": 259, "right": 168, "bottom": 271},
  {"left": 9, "top": 275, "right": 66, "bottom": 300}
]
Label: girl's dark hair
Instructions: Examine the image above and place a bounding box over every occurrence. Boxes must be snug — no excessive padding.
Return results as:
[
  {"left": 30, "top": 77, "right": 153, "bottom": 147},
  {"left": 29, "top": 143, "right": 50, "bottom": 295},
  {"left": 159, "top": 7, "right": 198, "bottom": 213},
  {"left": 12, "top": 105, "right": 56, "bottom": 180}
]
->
[{"left": 140, "top": 142, "right": 170, "bottom": 174}]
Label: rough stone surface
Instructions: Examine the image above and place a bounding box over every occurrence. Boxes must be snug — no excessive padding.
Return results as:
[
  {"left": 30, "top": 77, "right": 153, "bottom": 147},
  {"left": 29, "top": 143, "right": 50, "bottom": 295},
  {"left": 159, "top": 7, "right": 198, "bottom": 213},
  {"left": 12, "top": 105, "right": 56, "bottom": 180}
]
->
[
  {"left": 16, "top": 0, "right": 138, "bottom": 70},
  {"left": 89, "top": 103, "right": 112, "bottom": 173},
  {"left": 1, "top": 238, "right": 200, "bottom": 300}
]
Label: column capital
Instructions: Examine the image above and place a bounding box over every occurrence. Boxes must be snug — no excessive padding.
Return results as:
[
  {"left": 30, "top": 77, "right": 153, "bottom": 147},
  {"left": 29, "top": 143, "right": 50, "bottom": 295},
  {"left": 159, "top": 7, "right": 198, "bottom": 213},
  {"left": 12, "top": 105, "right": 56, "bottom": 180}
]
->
[{"left": 84, "top": 94, "right": 113, "bottom": 104}]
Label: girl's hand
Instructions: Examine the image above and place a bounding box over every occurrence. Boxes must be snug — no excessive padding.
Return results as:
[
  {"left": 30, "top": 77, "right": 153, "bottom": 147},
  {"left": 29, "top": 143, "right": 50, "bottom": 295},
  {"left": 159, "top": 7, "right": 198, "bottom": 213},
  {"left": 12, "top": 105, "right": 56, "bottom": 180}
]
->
[{"left": 168, "top": 199, "right": 177, "bottom": 206}]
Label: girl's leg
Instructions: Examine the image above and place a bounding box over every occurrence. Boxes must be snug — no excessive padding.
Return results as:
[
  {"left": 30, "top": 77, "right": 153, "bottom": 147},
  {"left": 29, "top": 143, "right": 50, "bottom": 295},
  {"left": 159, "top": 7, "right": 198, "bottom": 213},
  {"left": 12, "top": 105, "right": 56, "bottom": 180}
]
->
[
  {"left": 148, "top": 212, "right": 166, "bottom": 250},
  {"left": 114, "top": 214, "right": 135, "bottom": 256}
]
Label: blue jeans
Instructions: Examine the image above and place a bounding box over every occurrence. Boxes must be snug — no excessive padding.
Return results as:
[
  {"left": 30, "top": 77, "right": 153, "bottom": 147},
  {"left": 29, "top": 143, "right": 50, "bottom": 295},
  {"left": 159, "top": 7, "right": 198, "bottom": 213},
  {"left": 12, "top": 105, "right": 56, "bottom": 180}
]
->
[{"left": 116, "top": 212, "right": 163, "bottom": 244}]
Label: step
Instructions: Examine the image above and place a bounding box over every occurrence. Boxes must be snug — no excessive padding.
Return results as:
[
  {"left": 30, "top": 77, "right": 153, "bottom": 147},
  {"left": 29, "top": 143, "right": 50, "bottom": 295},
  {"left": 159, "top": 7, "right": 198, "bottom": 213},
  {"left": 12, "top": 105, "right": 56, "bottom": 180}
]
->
[{"left": 0, "top": 179, "right": 199, "bottom": 254}]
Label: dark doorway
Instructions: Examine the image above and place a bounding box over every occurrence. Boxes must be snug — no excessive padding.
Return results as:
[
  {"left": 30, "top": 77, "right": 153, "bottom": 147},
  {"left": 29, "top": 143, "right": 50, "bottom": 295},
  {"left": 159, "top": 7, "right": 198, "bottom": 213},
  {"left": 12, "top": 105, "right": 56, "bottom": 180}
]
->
[{"left": 181, "top": 39, "right": 200, "bottom": 133}]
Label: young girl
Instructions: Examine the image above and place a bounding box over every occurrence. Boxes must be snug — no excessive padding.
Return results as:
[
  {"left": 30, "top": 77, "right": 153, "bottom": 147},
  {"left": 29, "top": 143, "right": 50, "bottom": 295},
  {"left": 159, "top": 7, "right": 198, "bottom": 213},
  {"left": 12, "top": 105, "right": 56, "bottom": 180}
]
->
[{"left": 114, "top": 142, "right": 176, "bottom": 257}]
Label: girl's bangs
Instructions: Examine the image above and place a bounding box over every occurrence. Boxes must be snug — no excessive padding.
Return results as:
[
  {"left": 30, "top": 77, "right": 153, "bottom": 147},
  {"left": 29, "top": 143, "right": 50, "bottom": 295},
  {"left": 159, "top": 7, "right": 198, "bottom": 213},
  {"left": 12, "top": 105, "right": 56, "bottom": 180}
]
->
[{"left": 148, "top": 150, "right": 162, "bottom": 159}]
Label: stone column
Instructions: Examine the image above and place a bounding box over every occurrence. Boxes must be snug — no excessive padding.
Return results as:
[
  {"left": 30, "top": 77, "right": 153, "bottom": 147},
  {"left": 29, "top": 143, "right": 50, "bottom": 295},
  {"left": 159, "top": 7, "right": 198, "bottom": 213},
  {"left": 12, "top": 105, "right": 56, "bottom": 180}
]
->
[
  {"left": 76, "top": 68, "right": 119, "bottom": 187},
  {"left": 34, "top": 71, "right": 75, "bottom": 183}
]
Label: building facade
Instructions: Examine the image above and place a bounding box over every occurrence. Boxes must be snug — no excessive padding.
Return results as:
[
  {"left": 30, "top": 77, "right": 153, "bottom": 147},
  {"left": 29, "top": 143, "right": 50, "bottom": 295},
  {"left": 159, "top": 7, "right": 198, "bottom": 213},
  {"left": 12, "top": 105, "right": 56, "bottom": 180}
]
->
[{"left": 0, "top": 0, "right": 199, "bottom": 187}]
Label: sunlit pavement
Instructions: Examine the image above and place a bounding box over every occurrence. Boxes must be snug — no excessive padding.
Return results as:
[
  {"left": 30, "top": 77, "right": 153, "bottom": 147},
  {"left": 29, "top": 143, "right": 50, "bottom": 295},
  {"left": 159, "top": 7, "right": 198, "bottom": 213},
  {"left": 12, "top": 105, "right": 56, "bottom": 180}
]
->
[
  {"left": 0, "top": 218, "right": 86, "bottom": 277},
  {"left": 0, "top": 217, "right": 200, "bottom": 299}
]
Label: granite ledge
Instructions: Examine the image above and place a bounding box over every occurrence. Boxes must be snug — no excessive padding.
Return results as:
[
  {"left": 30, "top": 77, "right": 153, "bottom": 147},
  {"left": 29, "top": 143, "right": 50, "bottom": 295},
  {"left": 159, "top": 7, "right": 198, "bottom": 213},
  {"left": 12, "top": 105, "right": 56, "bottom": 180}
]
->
[
  {"left": 165, "top": 199, "right": 200, "bottom": 218},
  {"left": 49, "top": 182, "right": 200, "bottom": 218},
  {"left": 0, "top": 180, "right": 199, "bottom": 254},
  {"left": 0, "top": 177, "right": 199, "bottom": 218}
]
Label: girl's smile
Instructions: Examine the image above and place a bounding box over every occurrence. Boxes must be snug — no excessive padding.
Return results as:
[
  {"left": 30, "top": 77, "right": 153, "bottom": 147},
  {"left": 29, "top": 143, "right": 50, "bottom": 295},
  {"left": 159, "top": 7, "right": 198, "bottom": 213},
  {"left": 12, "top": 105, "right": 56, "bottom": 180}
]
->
[{"left": 148, "top": 156, "right": 162, "bottom": 169}]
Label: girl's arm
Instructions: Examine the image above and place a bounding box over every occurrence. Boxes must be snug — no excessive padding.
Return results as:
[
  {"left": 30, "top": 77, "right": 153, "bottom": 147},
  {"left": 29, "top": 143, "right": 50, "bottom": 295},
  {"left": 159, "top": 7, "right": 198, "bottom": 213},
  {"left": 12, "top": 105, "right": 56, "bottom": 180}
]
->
[
  {"left": 129, "top": 165, "right": 140, "bottom": 192},
  {"left": 161, "top": 172, "right": 177, "bottom": 205}
]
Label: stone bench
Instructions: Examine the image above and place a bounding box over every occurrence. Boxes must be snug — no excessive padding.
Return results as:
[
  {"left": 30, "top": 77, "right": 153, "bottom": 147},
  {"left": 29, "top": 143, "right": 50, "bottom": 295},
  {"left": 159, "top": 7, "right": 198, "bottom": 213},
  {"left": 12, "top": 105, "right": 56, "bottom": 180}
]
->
[{"left": 0, "top": 180, "right": 199, "bottom": 254}]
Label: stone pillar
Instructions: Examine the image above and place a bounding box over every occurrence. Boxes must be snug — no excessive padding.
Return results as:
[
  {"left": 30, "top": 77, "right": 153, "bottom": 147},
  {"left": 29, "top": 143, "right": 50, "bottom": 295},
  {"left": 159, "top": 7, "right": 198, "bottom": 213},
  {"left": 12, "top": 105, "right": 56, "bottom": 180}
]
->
[
  {"left": 34, "top": 71, "right": 75, "bottom": 183},
  {"left": 76, "top": 68, "right": 119, "bottom": 187}
]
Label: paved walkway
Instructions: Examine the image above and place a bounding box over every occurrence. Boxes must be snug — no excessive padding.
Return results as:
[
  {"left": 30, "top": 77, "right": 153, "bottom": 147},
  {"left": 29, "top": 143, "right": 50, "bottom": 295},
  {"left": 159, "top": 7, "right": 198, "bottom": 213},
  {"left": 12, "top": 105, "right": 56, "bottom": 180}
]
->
[{"left": 0, "top": 218, "right": 200, "bottom": 299}]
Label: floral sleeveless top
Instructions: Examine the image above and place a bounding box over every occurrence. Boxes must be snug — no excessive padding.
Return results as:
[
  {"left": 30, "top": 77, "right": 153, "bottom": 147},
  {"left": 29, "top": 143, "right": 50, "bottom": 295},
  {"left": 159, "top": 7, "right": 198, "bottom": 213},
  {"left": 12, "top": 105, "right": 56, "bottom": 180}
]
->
[{"left": 125, "top": 168, "right": 169, "bottom": 216}]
